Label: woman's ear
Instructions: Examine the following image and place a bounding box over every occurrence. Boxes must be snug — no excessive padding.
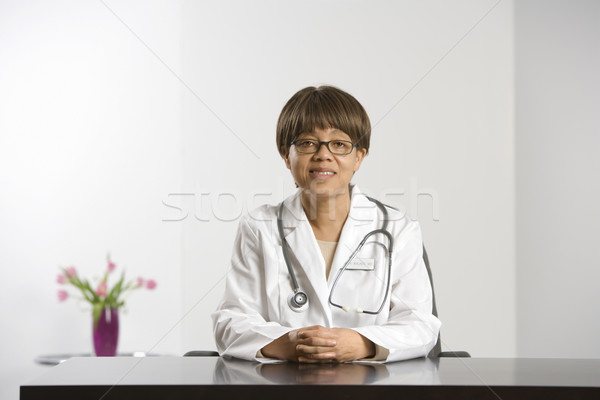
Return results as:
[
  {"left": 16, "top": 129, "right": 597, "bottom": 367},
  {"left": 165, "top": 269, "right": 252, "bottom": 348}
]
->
[
  {"left": 281, "top": 147, "right": 291, "bottom": 169},
  {"left": 353, "top": 148, "right": 367, "bottom": 171}
]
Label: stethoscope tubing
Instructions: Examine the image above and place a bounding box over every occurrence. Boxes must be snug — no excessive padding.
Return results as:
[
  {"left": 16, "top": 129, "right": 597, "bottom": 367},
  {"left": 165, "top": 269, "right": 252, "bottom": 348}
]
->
[
  {"left": 327, "top": 228, "right": 393, "bottom": 315},
  {"left": 277, "top": 202, "right": 303, "bottom": 295}
]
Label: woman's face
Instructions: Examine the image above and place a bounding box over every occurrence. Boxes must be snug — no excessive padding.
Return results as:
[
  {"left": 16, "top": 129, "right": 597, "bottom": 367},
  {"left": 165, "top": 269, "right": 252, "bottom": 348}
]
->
[{"left": 284, "top": 127, "right": 366, "bottom": 198}]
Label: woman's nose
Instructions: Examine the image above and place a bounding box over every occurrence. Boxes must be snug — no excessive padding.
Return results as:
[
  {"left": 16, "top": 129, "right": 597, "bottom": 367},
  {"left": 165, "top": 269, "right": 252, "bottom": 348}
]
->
[{"left": 313, "top": 142, "right": 333, "bottom": 159}]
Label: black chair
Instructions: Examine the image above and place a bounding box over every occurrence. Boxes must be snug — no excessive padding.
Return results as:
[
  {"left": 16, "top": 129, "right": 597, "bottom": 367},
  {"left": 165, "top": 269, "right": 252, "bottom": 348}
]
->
[
  {"left": 184, "top": 350, "right": 219, "bottom": 357},
  {"left": 185, "top": 246, "right": 470, "bottom": 358},
  {"left": 423, "top": 246, "right": 470, "bottom": 358}
]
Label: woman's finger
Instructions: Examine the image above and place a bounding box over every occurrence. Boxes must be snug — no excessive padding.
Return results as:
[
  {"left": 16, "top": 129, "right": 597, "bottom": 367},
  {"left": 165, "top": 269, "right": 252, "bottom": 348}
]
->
[
  {"left": 297, "top": 327, "right": 336, "bottom": 340},
  {"left": 297, "top": 336, "right": 337, "bottom": 347},
  {"left": 297, "top": 344, "right": 335, "bottom": 354}
]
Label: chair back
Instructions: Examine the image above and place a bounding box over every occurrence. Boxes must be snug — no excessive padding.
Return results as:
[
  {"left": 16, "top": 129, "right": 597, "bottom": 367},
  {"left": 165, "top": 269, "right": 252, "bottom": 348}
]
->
[{"left": 423, "top": 246, "right": 442, "bottom": 358}]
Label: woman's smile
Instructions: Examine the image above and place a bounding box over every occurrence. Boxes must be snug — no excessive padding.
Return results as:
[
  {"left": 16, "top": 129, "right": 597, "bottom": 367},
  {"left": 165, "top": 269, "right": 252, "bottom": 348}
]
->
[{"left": 309, "top": 168, "right": 336, "bottom": 179}]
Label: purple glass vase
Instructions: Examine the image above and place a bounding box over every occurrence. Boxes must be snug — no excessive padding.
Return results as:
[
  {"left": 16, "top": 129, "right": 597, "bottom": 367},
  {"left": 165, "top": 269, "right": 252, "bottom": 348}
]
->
[{"left": 93, "top": 307, "right": 119, "bottom": 356}]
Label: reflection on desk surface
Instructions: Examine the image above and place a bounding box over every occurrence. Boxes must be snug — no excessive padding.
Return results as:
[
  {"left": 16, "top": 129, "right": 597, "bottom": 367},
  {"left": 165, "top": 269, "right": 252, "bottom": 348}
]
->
[
  {"left": 34, "top": 352, "right": 162, "bottom": 366},
  {"left": 22, "top": 357, "right": 600, "bottom": 388},
  {"left": 214, "top": 357, "right": 439, "bottom": 385}
]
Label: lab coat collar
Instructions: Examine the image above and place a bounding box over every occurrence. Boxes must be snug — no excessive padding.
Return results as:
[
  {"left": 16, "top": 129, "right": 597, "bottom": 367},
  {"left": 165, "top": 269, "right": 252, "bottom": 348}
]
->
[
  {"left": 347, "top": 185, "right": 378, "bottom": 227},
  {"left": 279, "top": 184, "right": 374, "bottom": 231}
]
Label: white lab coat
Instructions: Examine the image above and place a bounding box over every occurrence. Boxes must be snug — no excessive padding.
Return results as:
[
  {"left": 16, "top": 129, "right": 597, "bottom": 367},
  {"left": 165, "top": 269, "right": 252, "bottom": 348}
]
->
[{"left": 212, "top": 185, "right": 441, "bottom": 363}]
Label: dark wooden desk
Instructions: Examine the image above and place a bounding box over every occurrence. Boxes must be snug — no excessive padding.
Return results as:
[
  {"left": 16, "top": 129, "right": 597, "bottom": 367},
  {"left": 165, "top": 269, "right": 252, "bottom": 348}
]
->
[{"left": 20, "top": 357, "right": 600, "bottom": 399}]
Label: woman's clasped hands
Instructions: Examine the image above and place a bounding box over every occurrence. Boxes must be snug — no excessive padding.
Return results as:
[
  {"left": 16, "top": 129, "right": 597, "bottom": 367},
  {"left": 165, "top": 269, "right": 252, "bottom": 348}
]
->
[{"left": 262, "top": 325, "right": 375, "bottom": 363}]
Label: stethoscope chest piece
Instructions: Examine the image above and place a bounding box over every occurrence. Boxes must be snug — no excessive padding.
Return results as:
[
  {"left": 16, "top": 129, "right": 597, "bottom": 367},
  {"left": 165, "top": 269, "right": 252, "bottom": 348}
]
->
[{"left": 287, "top": 290, "right": 309, "bottom": 313}]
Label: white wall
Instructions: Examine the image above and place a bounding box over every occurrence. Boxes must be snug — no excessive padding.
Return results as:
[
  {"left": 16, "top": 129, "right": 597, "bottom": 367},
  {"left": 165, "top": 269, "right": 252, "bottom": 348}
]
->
[
  {"left": 1, "top": 1, "right": 526, "bottom": 399},
  {"left": 515, "top": 0, "right": 600, "bottom": 357},
  {"left": 180, "top": 0, "right": 516, "bottom": 358},
  {"left": 0, "top": 1, "right": 184, "bottom": 399}
]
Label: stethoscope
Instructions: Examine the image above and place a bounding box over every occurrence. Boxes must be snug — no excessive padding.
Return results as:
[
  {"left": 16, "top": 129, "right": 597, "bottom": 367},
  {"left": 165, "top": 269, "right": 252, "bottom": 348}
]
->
[{"left": 277, "top": 196, "right": 394, "bottom": 315}]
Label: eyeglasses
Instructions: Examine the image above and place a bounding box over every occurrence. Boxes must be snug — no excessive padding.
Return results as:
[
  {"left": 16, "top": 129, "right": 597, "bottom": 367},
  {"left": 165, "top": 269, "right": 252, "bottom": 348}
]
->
[{"left": 290, "top": 139, "right": 358, "bottom": 155}]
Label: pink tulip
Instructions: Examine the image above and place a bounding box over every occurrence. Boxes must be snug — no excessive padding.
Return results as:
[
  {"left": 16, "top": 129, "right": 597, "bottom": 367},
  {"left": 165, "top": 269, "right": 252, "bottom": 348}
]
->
[
  {"left": 145, "top": 279, "right": 157, "bottom": 290},
  {"left": 58, "top": 290, "right": 68, "bottom": 302},
  {"left": 107, "top": 261, "right": 116, "bottom": 273},
  {"left": 136, "top": 277, "right": 145, "bottom": 287},
  {"left": 96, "top": 281, "right": 107, "bottom": 296},
  {"left": 56, "top": 274, "right": 66, "bottom": 284},
  {"left": 66, "top": 266, "right": 76, "bottom": 277}
]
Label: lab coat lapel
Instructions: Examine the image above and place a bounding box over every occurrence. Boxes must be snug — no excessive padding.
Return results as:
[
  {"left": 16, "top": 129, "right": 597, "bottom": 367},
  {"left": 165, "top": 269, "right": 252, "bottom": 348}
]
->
[
  {"left": 328, "top": 186, "right": 377, "bottom": 288},
  {"left": 280, "top": 192, "right": 332, "bottom": 325}
]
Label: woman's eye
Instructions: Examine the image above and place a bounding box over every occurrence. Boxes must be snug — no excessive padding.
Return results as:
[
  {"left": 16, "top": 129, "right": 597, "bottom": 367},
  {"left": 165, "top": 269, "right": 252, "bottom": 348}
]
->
[
  {"left": 299, "top": 140, "right": 316, "bottom": 147},
  {"left": 332, "top": 141, "right": 348, "bottom": 148}
]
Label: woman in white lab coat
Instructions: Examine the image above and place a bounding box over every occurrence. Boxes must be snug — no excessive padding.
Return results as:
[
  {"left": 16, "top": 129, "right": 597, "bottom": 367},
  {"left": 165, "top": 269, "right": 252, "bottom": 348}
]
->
[{"left": 212, "top": 86, "right": 441, "bottom": 363}]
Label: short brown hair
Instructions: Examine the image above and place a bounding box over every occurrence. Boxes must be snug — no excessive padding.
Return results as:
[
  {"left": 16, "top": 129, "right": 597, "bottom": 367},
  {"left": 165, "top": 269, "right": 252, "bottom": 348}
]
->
[{"left": 276, "top": 86, "right": 371, "bottom": 157}]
